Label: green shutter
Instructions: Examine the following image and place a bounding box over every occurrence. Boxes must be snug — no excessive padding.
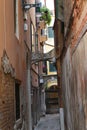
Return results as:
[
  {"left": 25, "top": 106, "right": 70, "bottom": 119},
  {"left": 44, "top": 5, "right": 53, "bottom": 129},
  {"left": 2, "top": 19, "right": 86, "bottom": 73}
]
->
[
  {"left": 49, "top": 62, "right": 56, "bottom": 72},
  {"left": 36, "top": 7, "right": 40, "bottom": 13},
  {"left": 48, "top": 27, "right": 54, "bottom": 38}
]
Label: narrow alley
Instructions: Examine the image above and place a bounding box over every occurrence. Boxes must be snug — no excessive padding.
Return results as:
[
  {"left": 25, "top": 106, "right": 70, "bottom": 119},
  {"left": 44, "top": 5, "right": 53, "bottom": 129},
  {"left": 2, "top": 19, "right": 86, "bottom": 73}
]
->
[
  {"left": 34, "top": 114, "right": 60, "bottom": 130},
  {"left": 1, "top": 0, "right": 87, "bottom": 130}
]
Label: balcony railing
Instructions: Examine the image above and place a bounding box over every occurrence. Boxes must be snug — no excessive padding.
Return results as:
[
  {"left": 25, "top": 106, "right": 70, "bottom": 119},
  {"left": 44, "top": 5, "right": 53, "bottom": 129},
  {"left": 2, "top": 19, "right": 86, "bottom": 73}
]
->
[
  {"left": 40, "top": 35, "right": 47, "bottom": 42},
  {"left": 32, "top": 49, "right": 55, "bottom": 64}
]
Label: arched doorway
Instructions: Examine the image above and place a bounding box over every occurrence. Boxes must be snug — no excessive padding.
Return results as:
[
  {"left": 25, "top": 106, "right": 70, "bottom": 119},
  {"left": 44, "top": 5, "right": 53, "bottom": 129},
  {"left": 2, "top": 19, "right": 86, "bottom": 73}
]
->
[{"left": 45, "top": 85, "right": 59, "bottom": 114}]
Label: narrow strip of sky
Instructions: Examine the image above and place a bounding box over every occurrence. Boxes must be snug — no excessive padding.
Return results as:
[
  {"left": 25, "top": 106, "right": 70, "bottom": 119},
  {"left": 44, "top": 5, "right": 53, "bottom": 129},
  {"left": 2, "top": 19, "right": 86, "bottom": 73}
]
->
[{"left": 40, "top": 0, "right": 54, "bottom": 10}]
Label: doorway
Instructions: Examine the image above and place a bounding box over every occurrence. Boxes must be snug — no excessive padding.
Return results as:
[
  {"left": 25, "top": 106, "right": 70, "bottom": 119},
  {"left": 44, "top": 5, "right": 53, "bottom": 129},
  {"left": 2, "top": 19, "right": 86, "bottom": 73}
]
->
[{"left": 45, "top": 85, "right": 59, "bottom": 114}]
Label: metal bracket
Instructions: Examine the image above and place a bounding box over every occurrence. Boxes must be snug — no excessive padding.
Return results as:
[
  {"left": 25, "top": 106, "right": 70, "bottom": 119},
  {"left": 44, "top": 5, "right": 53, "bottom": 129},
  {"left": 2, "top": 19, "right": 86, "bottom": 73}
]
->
[{"left": 22, "top": 0, "right": 41, "bottom": 11}]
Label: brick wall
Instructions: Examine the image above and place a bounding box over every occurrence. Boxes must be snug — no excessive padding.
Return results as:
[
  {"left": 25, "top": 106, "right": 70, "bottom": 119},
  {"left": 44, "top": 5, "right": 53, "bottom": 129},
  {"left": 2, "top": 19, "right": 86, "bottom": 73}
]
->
[
  {"left": 64, "top": 0, "right": 74, "bottom": 34},
  {"left": 64, "top": 0, "right": 87, "bottom": 49},
  {"left": 0, "top": 70, "right": 15, "bottom": 130}
]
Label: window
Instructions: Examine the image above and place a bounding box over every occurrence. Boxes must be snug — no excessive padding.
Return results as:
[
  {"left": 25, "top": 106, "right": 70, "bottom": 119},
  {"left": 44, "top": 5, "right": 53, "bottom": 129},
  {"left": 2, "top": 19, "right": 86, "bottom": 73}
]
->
[
  {"left": 26, "top": 52, "right": 29, "bottom": 69},
  {"left": 43, "top": 61, "right": 47, "bottom": 74},
  {"left": 61, "top": 22, "right": 64, "bottom": 33},
  {"left": 14, "top": 0, "right": 19, "bottom": 38},
  {"left": 36, "top": 2, "right": 41, "bottom": 13},
  {"left": 15, "top": 82, "right": 20, "bottom": 120},
  {"left": 41, "top": 29, "right": 43, "bottom": 35},
  {"left": 49, "top": 62, "right": 56, "bottom": 72},
  {"left": 30, "top": 22, "right": 36, "bottom": 52},
  {"left": 35, "top": 34, "right": 38, "bottom": 51},
  {"left": 48, "top": 27, "right": 54, "bottom": 38}
]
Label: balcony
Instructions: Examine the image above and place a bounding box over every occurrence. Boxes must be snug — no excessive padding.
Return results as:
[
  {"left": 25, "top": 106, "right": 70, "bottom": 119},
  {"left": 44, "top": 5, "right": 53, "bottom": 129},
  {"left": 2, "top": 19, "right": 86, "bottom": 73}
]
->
[
  {"left": 38, "top": 21, "right": 46, "bottom": 29},
  {"left": 40, "top": 35, "right": 47, "bottom": 42},
  {"left": 32, "top": 49, "right": 55, "bottom": 63}
]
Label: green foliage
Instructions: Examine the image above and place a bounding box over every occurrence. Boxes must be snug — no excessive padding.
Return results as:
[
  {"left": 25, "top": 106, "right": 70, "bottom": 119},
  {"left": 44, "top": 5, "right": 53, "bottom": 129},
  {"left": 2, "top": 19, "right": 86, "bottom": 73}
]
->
[{"left": 40, "top": 6, "right": 52, "bottom": 25}]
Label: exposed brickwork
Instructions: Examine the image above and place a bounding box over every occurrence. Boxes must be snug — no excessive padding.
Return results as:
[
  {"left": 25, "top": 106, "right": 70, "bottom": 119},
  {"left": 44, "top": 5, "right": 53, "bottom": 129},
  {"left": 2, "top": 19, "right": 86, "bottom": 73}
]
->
[
  {"left": 64, "top": 0, "right": 74, "bottom": 34},
  {"left": 0, "top": 69, "right": 15, "bottom": 130},
  {"left": 65, "top": 0, "right": 87, "bottom": 50},
  {"left": 54, "top": 0, "right": 87, "bottom": 130},
  {"left": 71, "top": 13, "right": 87, "bottom": 49}
]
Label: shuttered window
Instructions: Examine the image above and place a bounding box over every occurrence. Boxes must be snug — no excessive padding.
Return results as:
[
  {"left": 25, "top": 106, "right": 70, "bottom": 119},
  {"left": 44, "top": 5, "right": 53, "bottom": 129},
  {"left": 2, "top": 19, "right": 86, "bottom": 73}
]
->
[{"left": 48, "top": 27, "right": 54, "bottom": 38}]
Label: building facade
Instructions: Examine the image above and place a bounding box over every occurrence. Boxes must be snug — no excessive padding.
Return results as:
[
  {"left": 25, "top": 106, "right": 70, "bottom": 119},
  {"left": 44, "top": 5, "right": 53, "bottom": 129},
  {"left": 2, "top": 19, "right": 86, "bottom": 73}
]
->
[
  {"left": 54, "top": 0, "right": 87, "bottom": 130},
  {"left": 0, "top": 0, "right": 36, "bottom": 130},
  {"left": 31, "top": 0, "right": 48, "bottom": 127},
  {"left": 53, "top": 0, "right": 64, "bottom": 130},
  {"left": 62, "top": 1, "right": 87, "bottom": 130}
]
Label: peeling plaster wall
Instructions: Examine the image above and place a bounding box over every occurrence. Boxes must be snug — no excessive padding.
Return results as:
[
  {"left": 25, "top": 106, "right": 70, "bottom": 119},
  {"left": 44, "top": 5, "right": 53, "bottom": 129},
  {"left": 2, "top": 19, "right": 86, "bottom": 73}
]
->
[
  {"left": 62, "top": 1, "right": 87, "bottom": 130},
  {"left": 64, "top": 0, "right": 87, "bottom": 48},
  {"left": 62, "top": 32, "right": 87, "bottom": 130}
]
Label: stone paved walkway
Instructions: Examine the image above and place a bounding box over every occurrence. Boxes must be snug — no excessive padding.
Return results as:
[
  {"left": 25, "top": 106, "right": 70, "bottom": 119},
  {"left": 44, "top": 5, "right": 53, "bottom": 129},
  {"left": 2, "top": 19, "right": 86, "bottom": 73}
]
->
[{"left": 34, "top": 114, "right": 60, "bottom": 130}]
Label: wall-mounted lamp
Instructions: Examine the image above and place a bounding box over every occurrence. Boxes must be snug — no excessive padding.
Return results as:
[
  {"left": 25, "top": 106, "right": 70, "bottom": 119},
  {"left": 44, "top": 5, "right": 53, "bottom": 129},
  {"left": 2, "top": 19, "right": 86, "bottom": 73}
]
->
[
  {"left": 24, "top": 23, "right": 28, "bottom": 31},
  {"left": 22, "top": 0, "right": 41, "bottom": 11},
  {"left": 40, "top": 76, "right": 44, "bottom": 84}
]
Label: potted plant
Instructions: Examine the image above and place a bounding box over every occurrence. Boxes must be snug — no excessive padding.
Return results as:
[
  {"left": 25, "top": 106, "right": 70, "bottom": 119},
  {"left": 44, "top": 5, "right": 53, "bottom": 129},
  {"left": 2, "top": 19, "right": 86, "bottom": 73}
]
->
[{"left": 40, "top": 6, "right": 52, "bottom": 25}]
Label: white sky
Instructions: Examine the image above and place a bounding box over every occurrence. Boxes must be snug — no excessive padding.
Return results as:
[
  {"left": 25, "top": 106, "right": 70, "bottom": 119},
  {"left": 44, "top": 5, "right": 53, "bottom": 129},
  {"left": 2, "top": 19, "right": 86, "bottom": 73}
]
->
[
  {"left": 40, "top": 0, "right": 55, "bottom": 53},
  {"left": 40, "top": 0, "right": 54, "bottom": 10}
]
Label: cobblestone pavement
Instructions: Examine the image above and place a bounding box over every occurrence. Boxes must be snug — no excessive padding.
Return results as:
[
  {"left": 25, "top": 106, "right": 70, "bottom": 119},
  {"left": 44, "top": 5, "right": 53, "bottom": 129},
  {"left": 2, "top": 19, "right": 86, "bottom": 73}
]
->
[{"left": 34, "top": 114, "right": 60, "bottom": 130}]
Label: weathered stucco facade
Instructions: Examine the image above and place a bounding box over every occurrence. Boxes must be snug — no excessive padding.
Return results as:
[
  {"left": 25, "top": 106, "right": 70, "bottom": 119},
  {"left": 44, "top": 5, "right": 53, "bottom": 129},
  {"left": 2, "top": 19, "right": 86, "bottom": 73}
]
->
[
  {"left": 62, "top": 33, "right": 87, "bottom": 130},
  {"left": 0, "top": 0, "right": 36, "bottom": 130},
  {"left": 54, "top": 0, "right": 87, "bottom": 130},
  {"left": 62, "top": 0, "right": 87, "bottom": 130}
]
